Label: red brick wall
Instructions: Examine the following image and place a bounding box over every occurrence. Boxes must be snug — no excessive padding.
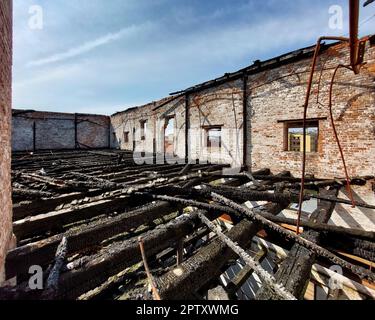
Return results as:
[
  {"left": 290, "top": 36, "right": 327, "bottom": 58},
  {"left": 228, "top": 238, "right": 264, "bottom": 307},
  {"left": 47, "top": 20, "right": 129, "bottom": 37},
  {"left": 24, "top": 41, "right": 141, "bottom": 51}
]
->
[
  {"left": 247, "top": 39, "right": 375, "bottom": 180},
  {"left": 0, "top": 0, "right": 13, "bottom": 283}
]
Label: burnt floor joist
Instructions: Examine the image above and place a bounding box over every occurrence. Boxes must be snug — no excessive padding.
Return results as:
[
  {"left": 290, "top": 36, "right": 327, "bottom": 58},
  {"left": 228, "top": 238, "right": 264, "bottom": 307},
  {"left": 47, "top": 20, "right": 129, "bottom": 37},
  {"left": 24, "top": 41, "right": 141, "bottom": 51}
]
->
[{"left": 2, "top": 150, "right": 374, "bottom": 301}]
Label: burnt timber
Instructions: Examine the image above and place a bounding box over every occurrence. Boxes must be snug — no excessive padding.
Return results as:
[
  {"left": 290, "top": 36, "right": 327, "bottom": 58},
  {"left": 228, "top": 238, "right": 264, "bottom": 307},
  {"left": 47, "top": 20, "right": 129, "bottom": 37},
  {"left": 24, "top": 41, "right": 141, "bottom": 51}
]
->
[{"left": 1, "top": 150, "right": 374, "bottom": 300}]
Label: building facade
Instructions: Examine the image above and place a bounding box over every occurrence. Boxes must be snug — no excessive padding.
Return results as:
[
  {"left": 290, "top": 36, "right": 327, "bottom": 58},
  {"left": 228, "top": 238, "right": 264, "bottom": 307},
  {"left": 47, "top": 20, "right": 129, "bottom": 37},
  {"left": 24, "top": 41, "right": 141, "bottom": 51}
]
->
[
  {"left": 111, "top": 36, "right": 375, "bottom": 181},
  {"left": 0, "top": 0, "right": 13, "bottom": 284}
]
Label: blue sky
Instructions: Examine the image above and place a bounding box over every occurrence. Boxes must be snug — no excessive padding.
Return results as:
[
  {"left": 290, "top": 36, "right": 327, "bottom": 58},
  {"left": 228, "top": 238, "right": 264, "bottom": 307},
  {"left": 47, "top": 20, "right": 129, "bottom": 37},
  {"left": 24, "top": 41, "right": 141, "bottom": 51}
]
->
[{"left": 13, "top": 0, "right": 374, "bottom": 115}]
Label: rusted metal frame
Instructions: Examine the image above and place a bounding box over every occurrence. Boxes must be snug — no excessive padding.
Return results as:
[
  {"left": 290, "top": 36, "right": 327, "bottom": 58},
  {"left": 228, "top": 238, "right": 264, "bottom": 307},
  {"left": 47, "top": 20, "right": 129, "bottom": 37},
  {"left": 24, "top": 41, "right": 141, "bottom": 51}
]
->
[
  {"left": 297, "top": 35, "right": 350, "bottom": 235},
  {"left": 298, "top": 1, "right": 372, "bottom": 233},
  {"left": 328, "top": 64, "right": 358, "bottom": 210},
  {"left": 212, "top": 193, "right": 375, "bottom": 282},
  {"left": 349, "top": 0, "right": 361, "bottom": 74}
]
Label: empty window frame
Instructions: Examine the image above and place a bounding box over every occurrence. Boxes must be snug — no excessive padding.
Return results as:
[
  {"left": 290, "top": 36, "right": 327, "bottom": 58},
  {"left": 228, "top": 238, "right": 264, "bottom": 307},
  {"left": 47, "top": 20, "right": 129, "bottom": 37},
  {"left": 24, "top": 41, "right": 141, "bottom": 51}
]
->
[
  {"left": 205, "top": 126, "right": 222, "bottom": 151},
  {"left": 140, "top": 120, "right": 147, "bottom": 141},
  {"left": 164, "top": 116, "right": 175, "bottom": 155},
  {"left": 284, "top": 121, "right": 319, "bottom": 153},
  {"left": 123, "top": 131, "right": 129, "bottom": 143}
]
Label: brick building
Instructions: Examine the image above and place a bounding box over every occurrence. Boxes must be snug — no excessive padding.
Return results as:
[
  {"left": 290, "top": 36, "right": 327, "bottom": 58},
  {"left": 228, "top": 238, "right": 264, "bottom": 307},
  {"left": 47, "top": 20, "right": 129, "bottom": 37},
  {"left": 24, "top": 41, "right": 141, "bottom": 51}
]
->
[
  {"left": 0, "top": 0, "right": 13, "bottom": 284},
  {"left": 111, "top": 36, "right": 375, "bottom": 180}
]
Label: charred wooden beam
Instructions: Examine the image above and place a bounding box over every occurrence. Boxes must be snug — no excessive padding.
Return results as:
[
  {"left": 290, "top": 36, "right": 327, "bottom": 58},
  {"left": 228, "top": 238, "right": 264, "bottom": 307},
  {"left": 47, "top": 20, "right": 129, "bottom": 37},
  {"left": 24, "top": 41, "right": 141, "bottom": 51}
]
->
[
  {"left": 212, "top": 193, "right": 375, "bottom": 282},
  {"left": 305, "top": 193, "right": 375, "bottom": 210},
  {"left": 143, "top": 193, "right": 374, "bottom": 242},
  {"left": 321, "top": 234, "right": 375, "bottom": 263},
  {"left": 6, "top": 201, "right": 179, "bottom": 279},
  {"left": 13, "top": 192, "right": 84, "bottom": 221},
  {"left": 42, "top": 237, "right": 68, "bottom": 300},
  {"left": 13, "top": 196, "right": 134, "bottom": 240},
  {"left": 197, "top": 211, "right": 296, "bottom": 300},
  {"left": 256, "top": 188, "right": 338, "bottom": 300},
  {"left": 12, "top": 188, "right": 53, "bottom": 200},
  {"left": 157, "top": 202, "right": 289, "bottom": 300},
  {"left": 258, "top": 213, "right": 375, "bottom": 242},
  {"left": 55, "top": 210, "right": 218, "bottom": 300}
]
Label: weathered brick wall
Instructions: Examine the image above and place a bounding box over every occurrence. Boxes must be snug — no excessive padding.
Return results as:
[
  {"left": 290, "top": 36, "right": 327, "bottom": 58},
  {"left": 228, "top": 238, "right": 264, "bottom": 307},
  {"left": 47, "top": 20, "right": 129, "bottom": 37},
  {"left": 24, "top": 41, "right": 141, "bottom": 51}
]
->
[
  {"left": 111, "top": 38, "right": 374, "bottom": 180},
  {"left": 247, "top": 39, "right": 375, "bottom": 179},
  {"left": 111, "top": 80, "right": 244, "bottom": 168},
  {"left": 188, "top": 79, "right": 243, "bottom": 166},
  {"left": 0, "top": 0, "right": 13, "bottom": 284},
  {"left": 111, "top": 96, "right": 186, "bottom": 162},
  {"left": 12, "top": 110, "right": 110, "bottom": 151}
]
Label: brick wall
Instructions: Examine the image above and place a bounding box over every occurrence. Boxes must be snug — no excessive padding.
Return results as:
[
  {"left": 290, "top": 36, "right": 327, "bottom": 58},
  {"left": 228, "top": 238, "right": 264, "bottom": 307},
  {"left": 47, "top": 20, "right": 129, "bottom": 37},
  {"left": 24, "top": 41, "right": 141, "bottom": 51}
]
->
[
  {"left": 188, "top": 79, "right": 243, "bottom": 167},
  {"left": 111, "top": 38, "right": 374, "bottom": 180},
  {"left": 111, "top": 80, "right": 244, "bottom": 168},
  {"left": 12, "top": 110, "right": 111, "bottom": 151},
  {"left": 247, "top": 40, "right": 375, "bottom": 179},
  {"left": 111, "top": 97, "right": 186, "bottom": 163},
  {"left": 0, "top": 0, "right": 13, "bottom": 284}
]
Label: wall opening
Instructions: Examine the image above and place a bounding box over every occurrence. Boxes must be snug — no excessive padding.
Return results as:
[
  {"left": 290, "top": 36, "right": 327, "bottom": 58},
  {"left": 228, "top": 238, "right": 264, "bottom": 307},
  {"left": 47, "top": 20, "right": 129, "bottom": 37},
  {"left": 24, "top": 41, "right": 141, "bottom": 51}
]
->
[
  {"left": 164, "top": 116, "right": 175, "bottom": 156},
  {"left": 124, "top": 131, "right": 129, "bottom": 143},
  {"left": 283, "top": 120, "right": 319, "bottom": 153},
  {"left": 140, "top": 120, "right": 147, "bottom": 141},
  {"left": 205, "top": 126, "right": 222, "bottom": 153}
]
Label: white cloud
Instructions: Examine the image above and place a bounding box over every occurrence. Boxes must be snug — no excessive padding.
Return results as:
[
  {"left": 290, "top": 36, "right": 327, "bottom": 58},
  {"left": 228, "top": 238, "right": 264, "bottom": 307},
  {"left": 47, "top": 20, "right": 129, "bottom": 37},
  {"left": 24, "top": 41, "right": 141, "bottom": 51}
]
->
[{"left": 27, "top": 23, "right": 151, "bottom": 67}]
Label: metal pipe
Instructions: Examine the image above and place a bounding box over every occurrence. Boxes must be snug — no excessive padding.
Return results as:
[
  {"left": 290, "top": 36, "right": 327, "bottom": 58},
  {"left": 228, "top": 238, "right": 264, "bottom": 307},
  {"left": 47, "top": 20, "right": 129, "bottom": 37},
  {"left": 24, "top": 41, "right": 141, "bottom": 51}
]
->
[
  {"left": 328, "top": 64, "right": 356, "bottom": 207},
  {"left": 297, "top": 36, "right": 349, "bottom": 235},
  {"left": 349, "top": 0, "right": 360, "bottom": 74}
]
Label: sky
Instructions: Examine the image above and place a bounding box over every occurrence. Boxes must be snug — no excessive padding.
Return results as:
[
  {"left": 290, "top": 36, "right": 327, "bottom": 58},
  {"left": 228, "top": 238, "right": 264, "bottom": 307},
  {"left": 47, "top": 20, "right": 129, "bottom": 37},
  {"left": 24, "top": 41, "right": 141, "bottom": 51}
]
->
[{"left": 13, "top": 0, "right": 375, "bottom": 115}]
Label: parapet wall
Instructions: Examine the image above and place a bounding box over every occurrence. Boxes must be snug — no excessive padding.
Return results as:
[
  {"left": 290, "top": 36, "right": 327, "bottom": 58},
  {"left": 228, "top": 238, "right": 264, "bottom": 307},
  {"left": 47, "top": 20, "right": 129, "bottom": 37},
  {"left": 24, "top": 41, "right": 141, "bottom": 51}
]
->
[{"left": 12, "top": 110, "right": 111, "bottom": 152}]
